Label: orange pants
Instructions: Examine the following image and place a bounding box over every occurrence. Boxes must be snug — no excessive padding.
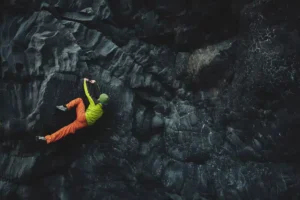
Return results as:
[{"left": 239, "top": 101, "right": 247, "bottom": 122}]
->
[{"left": 45, "top": 98, "right": 88, "bottom": 144}]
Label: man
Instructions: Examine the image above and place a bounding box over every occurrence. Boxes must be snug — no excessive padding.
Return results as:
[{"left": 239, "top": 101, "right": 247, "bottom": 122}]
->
[{"left": 36, "top": 78, "right": 109, "bottom": 144}]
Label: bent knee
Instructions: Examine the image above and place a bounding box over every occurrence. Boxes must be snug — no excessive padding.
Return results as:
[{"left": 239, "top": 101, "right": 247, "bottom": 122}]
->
[{"left": 75, "top": 98, "right": 83, "bottom": 102}]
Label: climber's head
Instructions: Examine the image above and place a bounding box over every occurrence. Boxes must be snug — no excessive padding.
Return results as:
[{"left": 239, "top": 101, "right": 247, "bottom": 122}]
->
[{"left": 98, "top": 93, "right": 109, "bottom": 105}]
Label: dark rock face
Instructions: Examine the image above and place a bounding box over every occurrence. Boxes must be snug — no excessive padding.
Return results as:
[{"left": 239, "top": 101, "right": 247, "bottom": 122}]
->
[{"left": 1, "top": 0, "right": 300, "bottom": 199}]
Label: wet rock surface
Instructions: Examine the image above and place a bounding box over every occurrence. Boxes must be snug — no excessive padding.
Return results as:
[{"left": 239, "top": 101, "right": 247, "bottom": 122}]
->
[{"left": 1, "top": 0, "right": 300, "bottom": 199}]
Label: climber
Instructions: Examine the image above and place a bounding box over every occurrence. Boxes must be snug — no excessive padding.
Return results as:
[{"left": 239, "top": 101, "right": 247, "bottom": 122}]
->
[{"left": 36, "top": 78, "right": 109, "bottom": 144}]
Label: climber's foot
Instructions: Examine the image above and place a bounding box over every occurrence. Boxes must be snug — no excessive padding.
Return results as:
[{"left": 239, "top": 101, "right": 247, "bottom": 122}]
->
[
  {"left": 36, "top": 136, "right": 46, "bottom": 142},
  {"left": 56, "top": 105, "right": 67, "bottom": 111}
]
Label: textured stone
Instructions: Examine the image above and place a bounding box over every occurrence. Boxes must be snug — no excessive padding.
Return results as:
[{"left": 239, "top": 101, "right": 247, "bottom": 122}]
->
[{"left": 1, "top": 0, "right": 300, "bottom": 199}]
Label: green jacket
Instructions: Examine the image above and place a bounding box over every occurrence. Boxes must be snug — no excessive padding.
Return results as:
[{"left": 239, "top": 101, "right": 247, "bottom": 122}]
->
[{"left": 84, "top": 80, "right": 103, "bottom": 126}]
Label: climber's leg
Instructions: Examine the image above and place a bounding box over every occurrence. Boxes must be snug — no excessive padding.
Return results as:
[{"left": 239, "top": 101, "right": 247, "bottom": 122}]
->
[
  {"left": 43, "top": 98, "right": 87, "bottom": 144},
  {"left": 66, "top": 98, "right": 85, "bottom": 111},
  {"left": 44, "top": 118, "right": 88, "bottom": 144},
  {"left": 75, "top": 98, "right": 86, "bottom": 121},
  {"left": 56, "top": 98, "right": 85, "bottom": 112}
]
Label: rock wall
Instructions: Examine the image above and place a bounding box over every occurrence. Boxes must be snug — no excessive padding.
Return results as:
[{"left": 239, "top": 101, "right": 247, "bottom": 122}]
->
[{"left": 1, "top": 0, "right": 300, "bottom": 199}]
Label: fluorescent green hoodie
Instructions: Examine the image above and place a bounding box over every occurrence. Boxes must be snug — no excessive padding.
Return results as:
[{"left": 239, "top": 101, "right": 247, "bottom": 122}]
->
[{"left": 83, "top": 80, "right": 103, "bottom": 126}]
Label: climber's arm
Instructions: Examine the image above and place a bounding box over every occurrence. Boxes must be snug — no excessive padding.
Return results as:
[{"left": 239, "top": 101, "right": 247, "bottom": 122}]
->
[{"left": 83, "top": 78, "right": 95, "bottom": 106}]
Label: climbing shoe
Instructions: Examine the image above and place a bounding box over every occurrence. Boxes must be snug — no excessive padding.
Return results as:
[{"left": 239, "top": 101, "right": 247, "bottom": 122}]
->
[
  {"left": 56, "top": 105, "right": 67, "bottom": 111},
  {"left": 36, "top": 136, "right": 46, "bottom": 142}
]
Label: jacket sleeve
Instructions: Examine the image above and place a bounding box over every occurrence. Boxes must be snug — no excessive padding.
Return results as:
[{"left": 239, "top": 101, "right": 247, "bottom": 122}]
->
[{"left": 83, "top": 80, "right": 95, "bottom": 106}]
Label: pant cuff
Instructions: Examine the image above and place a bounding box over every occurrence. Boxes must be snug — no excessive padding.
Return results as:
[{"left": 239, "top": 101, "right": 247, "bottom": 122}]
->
[{"left": 45, "top": 135, "right": 52, "bottom": 144}]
